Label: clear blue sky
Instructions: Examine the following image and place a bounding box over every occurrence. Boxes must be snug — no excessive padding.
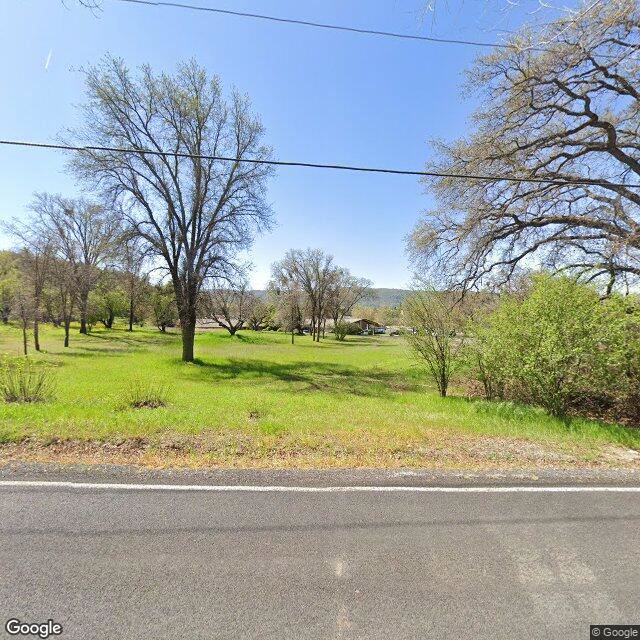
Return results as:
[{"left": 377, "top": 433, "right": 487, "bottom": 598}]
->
[{"left": 0, "top": 0, "right": 556, "bottom": 288}]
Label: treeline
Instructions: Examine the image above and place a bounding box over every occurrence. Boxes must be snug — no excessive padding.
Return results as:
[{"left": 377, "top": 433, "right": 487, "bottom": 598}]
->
[
  {"left": 201, "top": 248, "right": 372, "bottom": 342},
  {"left": 404, "top": 275, "right": 640, "bottom": 425},
  {"left": 0, "top": 240, "right": 373, "bottom": 352},
  {"left": 0, "top": 242, "right": 179, "bottom": 354}
]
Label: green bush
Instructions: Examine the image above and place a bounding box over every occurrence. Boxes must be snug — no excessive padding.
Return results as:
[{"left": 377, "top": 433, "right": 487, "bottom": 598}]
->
[
  {"left": 467, "top": 275, "right": 640, "bottom": 418},
  {"left": 0, "top": 357, "right": 56, "bottom": 403},
  {"left": 334, "top": 321, "right": 360, "bottom": 341}
]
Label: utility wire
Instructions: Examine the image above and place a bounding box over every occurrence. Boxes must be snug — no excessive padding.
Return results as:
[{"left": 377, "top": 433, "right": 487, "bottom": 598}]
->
[
  {"left": 111, "top": 0, "right": 549, "bottom": 53},
  {"left": 1, "top": 138, "right": 637, "bottom": 188}
]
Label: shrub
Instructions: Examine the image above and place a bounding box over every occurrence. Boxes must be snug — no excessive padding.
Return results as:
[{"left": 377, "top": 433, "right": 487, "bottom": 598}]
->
[
  {"left": 124, "top": 379, "right": 169, "bottom": 409},
  {"left": 468, "top": 275, "right": 640, "bottom": 418},
  {"left": 403, "top": 289, "right": 465, "bottom": 397},
  {"left": 334, "top": 321, "right": 358, "bottom": 341},
  {"left": 0, "top": 357, "right": 56, "bottom": 403}
]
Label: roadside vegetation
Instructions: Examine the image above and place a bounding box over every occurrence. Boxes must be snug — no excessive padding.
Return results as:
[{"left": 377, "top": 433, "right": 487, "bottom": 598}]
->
[
  {"left": 0, "top": 320, "right": 638, "bottom": 469},
  {"left": 1, "top": 2, "right": 639, "bottom": 469}
]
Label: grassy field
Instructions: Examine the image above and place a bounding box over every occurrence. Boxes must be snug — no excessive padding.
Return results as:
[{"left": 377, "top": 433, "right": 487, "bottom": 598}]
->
[{"left": 0, "top": 322, "right": 639, "bottom": 468}]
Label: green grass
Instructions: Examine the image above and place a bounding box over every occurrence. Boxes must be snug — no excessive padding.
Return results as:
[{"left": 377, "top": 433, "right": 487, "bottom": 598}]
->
[{"left": 0, "top": 321, "right": 638, "bottom": 467}]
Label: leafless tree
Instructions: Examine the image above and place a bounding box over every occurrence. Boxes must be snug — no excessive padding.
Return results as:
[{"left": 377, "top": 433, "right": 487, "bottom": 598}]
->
[
  {"left": 410, "top": 1, "right": 640, "bottom": 292},
  {"left": 28, "top": 193, "right": 120, "bottom": 334},
  {"left": 326, "top": 269, "right": 372, "bottom": 328},
  {"left": 68, "top": 56, "right": 273, "bottom": 361},
  {"left": 120, "top": 234, "right": 149, "bottom": 332},
  {"left": 10, "top": 282, "right": 34, "bottom": 356},
  {"left": 271, "top": 249, "right": 338, "bottom": 342},
  {"left": 49, "top": 258, "right": 78, "bottom": 347},
  {"left": 269, "top": 280, "right": 305, "bottom": 344},
  {"left": 200, "top": 279, "right": 256, "bottom": 336},
  {"left": 4, "top": 222, "right": 56, "bottom": 351}
]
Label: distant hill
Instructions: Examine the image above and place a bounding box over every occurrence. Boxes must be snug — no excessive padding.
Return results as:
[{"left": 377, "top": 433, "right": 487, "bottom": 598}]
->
[
  {"left": 253, "top": 288, "right": 411, "bottom": 309},
  {"left": 365, "top": 288, "right": 411, "bottom": 308}
]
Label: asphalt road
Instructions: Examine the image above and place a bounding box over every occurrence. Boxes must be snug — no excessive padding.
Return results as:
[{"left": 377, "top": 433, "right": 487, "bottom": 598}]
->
[{"left": 0, "top": 472, "right": 639, "bottom": 640}]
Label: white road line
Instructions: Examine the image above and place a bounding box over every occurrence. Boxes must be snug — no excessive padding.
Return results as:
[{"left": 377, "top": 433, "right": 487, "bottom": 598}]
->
[{"left": 0, "top": 480, "right": 639, "bottom": 493}]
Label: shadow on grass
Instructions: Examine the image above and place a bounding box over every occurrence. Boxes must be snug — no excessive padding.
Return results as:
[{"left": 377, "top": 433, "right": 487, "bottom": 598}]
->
[
  {"left": 186, "top": 357, "right": 422, "bottom": 398},
  {"left": 88, "top": 330, "right": 177, "bottom": 347}
]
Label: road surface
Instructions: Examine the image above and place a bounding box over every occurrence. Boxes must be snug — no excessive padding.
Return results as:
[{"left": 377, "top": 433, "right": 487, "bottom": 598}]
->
[{"left": 0, "top": 468, "right": 638, "bottom": 639}]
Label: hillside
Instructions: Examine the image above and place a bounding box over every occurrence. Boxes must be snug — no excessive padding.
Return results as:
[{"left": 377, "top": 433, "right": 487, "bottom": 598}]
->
[{"left": 254, "top": 287, "right": 411, "bottom": 308}]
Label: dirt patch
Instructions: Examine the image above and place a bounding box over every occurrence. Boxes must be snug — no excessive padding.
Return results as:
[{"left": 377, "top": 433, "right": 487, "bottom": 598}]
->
[
  {"left": 0, "top": 431, "right": 638, "bottom": 470},
  {"left": 601, "top": 445, "right": 640, "bottom": 464}
]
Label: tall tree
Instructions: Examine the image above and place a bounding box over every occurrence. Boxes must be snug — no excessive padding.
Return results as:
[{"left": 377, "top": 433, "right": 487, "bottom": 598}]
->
[
  {"left": 68, "top": 56, "right": 273, "bottom": 361},
  {"left": 28, "top": 193, "right": 120, "bottom": 334},
  {"left": 410, "top": 1, "right": 640, "bottom": 291}
]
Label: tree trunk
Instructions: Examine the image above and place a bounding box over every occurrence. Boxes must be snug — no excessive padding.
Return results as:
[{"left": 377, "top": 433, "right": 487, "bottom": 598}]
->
[
  {"left": 64, "top": 318, "right": 71, "bottom": 348},
  {"left": 22, "top": 321, "right": 28, "bottom": 356},
  {"left": 34, "top": 317, "right": 40, "bottom": 352},
  {"left": 79, "top": 290, "right": 89, "bottom": 334},
  {"left": 128, "top": 294, "right": 134, "bottom": 332},
  {"left": 180, "top": 305, "right": 197, "bottom": 362},
  {"left": 439, "top": 371, "right": 448, "bottom": 398}
]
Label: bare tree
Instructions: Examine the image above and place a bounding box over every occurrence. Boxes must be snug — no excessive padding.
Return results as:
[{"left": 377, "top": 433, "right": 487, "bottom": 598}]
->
[
  {"left": 10, "top": 281, "right": 34, "bottom": 356},
  {"left": 49, "top": 257, "right": 78, "bottom": 347},
  {"left": 271, "top": 249, "right": 338, "bottom": 342},
  {"left": 326, "top": 269, "right": 372, "bottom": 328},
  {"left": 28, "top": 193, "right": 120, "bottom": 334},
  {"left": 4, "top": 222, "right": 55, "bottom": 351},
  {"left": 200, "top": 280, "right": 255, "bottom": 336},
  {"left": 410, "top": 1, "right": 640, "bottom": 291},
  {"left": 270, "top": 280, "right": 305, "bottom": 344},
  {"left": 68, "top": 56, "right": 273, "bottom": 361},
  {"left": 120, "top": 234, "right": 149, "bottom": 332}
]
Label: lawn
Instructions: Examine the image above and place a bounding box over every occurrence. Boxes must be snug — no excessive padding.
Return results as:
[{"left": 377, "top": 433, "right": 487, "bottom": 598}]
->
[{"left": 0, "top": 322, "right": 639, "bottom": 468}]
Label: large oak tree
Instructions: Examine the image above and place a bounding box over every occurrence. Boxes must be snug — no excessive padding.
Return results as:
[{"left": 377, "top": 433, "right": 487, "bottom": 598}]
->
[
  {"left": 410, "top": 1, "right": 640, "bottom": 292},
  {"left": 70, "top": 57, "right": 273, "bottom": 361}
]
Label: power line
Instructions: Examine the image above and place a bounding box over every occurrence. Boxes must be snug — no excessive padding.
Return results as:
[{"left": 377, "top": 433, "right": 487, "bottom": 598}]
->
[
  {"left": 1, "top": 138, "right": 637, "bottom": 188},
  {"left": 111, "top": 0, "right": 549, "bottom": 53}
]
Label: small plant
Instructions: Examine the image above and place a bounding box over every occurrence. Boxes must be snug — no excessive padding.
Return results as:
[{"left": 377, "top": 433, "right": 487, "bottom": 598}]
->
[
  {"left": 0, "top": 357, "right": 56, "bottom": 403},
  {"left": 124, "top": 379, "right": 169, "bottom": 409},
  {"left": 334, "top": 321, "right": 350, "bottom": 341}
]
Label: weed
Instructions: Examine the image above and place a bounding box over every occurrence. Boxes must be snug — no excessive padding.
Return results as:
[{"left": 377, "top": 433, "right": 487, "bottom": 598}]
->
[{"left": 0, "top": 357, "right": 55, "bottom": 403}]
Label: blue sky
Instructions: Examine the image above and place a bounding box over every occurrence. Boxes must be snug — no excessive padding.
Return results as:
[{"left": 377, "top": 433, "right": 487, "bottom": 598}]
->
[{"left": 0, "top": 0, "right": 551, "bottom": 288}]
